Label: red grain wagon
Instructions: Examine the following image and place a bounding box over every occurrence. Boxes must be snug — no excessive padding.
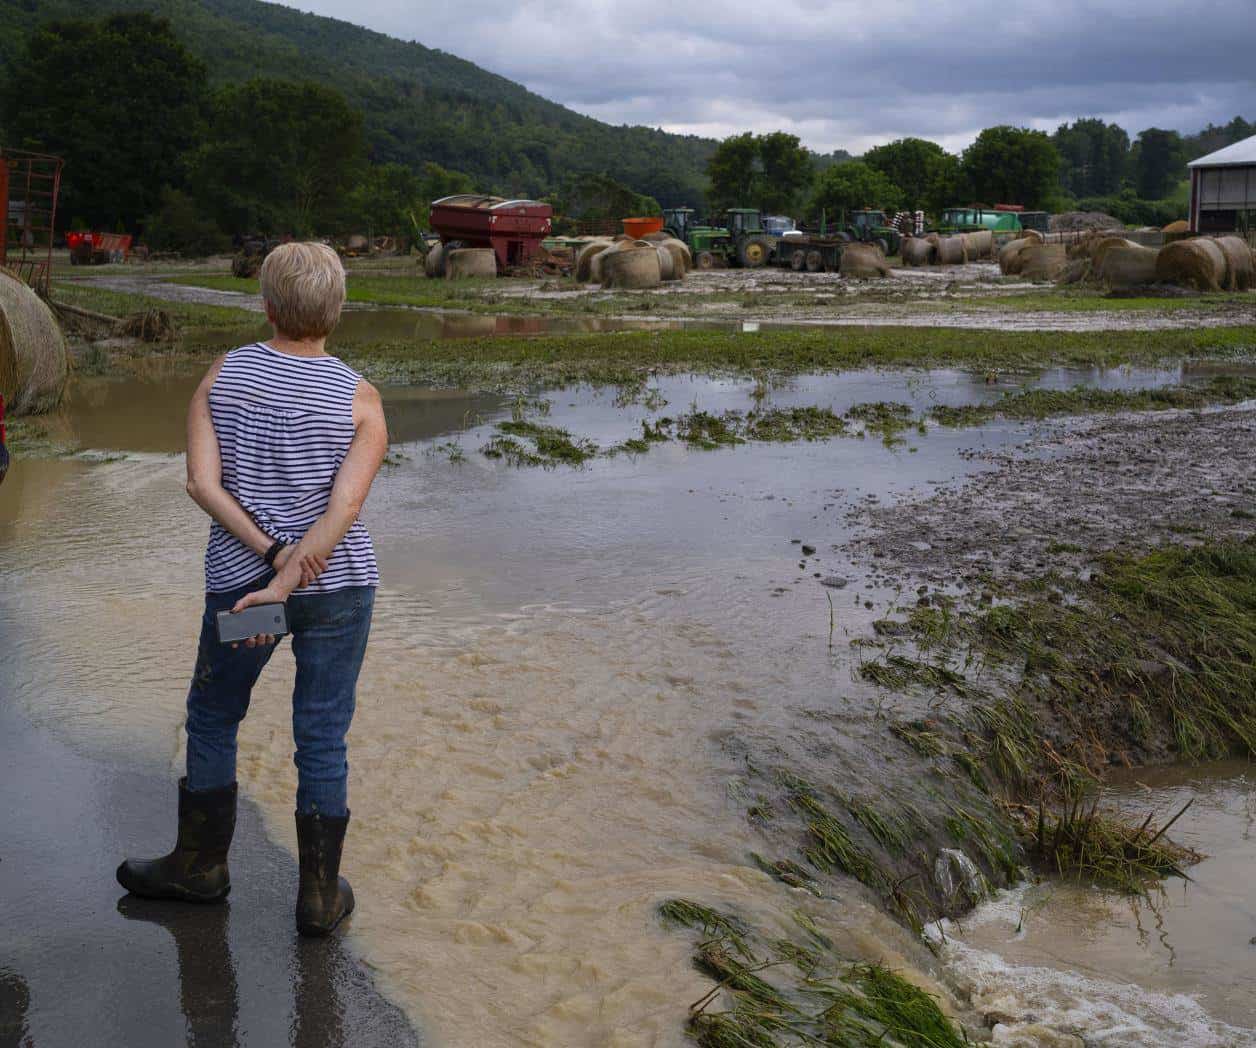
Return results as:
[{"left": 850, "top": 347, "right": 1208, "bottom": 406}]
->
[{"left": 428, "top": 194, "right": 552, "bottom": 271}]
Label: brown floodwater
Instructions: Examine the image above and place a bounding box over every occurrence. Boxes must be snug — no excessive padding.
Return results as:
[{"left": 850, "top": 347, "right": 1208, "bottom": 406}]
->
[{"left": 4, "top": 363, "right": 1255, "bottom": 1046}]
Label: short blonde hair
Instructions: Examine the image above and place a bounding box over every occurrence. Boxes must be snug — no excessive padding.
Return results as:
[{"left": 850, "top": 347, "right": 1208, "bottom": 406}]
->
[{"left": 259, "top": 242, "right": 346, "bottom": 339}]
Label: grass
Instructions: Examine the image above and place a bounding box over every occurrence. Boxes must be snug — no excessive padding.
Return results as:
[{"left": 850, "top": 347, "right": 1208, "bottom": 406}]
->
[
  {"left": 951, "top": 289, "right": 1249, "bottom": 313},
  {"left": 51, "top": 282, "right": 258, "bottom": 332},
  {"left": 481, "top": 420, "right": 596, "bottom": 467},
  {"left": 659, "top": 899, "right": 967, "bottom": 1048},
  {"left": 931, "top": 376, "right": 1256, "bottom": 426}
]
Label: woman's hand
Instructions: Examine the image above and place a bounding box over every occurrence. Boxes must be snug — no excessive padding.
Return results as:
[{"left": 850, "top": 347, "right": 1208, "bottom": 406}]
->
[
  {"left": 228, "top": 547, "right": 328, "bottom": 648},
  {"left": 272, "top": 545, "right": 328, "bottom": 589}
]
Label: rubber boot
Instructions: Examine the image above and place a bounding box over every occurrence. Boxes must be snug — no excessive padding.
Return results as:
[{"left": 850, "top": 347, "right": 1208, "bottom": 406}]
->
[
  {"left": 116, "top": 778, "right": 237, "bottom": 903},
  {"left": 295, "top": 811, "right": 355, "bottom": 937}
]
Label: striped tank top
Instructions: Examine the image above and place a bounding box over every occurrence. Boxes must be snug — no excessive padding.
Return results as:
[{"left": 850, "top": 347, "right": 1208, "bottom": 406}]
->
[{"left": 204, "top": 342, "right": 379, "bottom": 594}]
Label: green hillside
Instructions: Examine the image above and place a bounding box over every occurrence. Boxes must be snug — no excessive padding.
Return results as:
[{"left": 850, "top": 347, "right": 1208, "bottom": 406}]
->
[{"left": 0, "top": 0, "right": 715, "bottom": 206}]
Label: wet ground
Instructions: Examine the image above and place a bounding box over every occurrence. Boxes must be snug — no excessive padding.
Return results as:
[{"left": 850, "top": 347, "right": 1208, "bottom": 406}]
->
[{"left": 4, "top": 356, "right": 1256, "bottom": 1046}]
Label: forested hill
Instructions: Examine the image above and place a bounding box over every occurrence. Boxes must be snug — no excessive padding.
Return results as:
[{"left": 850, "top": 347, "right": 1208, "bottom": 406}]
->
[{"left": 0, "top": 0, "right": 716, "bottom": 206}]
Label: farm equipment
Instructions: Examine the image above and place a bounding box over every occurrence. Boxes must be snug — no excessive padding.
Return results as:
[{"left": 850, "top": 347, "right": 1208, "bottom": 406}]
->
[
  {"left": 844, "top": 210, "right": 902, "bottom": 256},
  {"left": 429, "top": 194, "right": 553, "bottom": 271},
  {"left": 0, "top": 149, "right": 62, "bottom": 294},
  {"left": 66, "top": 230, "right": 132, "bottom": 266},
  {"left": 936, "top": 206, "right": 1022, "bottom": 234},
  {"left": 772, "top": 233, "right": 847, "bottom": 272},
  {"left": 231, "top": 236, "right": 282, "bottom": 278},
  {"left": 661, "top": 206, "right": 782, "bottom": 269}
]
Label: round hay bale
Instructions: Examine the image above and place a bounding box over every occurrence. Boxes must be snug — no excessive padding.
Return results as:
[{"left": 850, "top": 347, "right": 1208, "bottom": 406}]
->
[
  {"left": 1019, "top": 243, "right": 1067, "bottom": 282},
  {"left": 1021, "top": 228, "right": 1045, "bottom": 245},
  {"left": 1214, "top": 236, "right": 1255, "bottom": 291},
  {"left": 1096, "top": 244, "right": 1159, "bottom": 288},
  {"left": 0, "top": 269, "right": 69, "bottom": 416},
  {"left": 660, "top": 241, "right": 688, "bottom": 280},
  {"left": 657, "top": 237, "right": 692, "bottom": 273},
  {"left": 1059, "top": 257, "right": 1092, "bottom": 285},
  {"left": 575, "top": 239, "right": 612, "bottom": 282},
  {"left": 1154, "top": 238, "right": 1226, "bottom": 292},
  {"left": 1162, "top": 220, "right": 1189, "bottom": 234},
  {"left": 936, "top": 235, "right": 968, "bottom": 265},
  {"left": 839, "top": 242, "right": 890, "bottom": 279},
  {"left": 445, "top": 248, "right": 497, "bottom": 280},
  {"left": 601, "top": 243, "right": 662, "bottom": 290},
  {"left": 998, "top": 237, "right": 1033, "bottom": 275},
  {"left": 961, "top": 230, "right": 993, "bottom": 260},
  {"left": 424, "top": 242, "right": 446, "bottom": 278},
  {"left": 345, "top": 233, "right": 369, "bottom": 253},
  {"left": 900, "top": 237, "right": 935, "bottom": 267},
  {"left": 653, "top": 243, "right": 677, "bottom": 282}
]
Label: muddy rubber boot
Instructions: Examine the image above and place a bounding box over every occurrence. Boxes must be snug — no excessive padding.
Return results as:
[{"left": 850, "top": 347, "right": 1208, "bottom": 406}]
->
[
  {"left": 295, "top": 811, "right": 355, "bottom": 937},
  {"left": 116, "top": 778, "right": 237, "bottom": 903}
]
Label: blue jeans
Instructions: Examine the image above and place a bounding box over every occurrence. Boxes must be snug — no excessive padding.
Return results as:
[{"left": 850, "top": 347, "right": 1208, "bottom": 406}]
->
[{"left": 185, "top": 575, "right": 375, "bottom": 816}]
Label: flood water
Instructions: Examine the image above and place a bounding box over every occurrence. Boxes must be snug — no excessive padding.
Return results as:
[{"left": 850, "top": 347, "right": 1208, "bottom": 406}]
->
[{"left": 4, "top": 357, "right": 1255, "bottom": 1046}]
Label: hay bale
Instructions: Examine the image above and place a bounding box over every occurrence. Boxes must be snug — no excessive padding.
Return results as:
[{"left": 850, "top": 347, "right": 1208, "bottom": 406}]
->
[
  {"left": 900, "top": 237, "right": 936, "bottom": 266},
  {"left": 1059, "top": 257, "right": 1092, "bottom": 285},
  {"left": 998, "top": 237, "right": 1034, "bottom": 275},
  {"left": 658, "top": 237, "right": 692, "bottom": 273},
  {"left": 1089, "top": 236, "right": 1138, "bottom": 270},
  {"left": 1154, "top": 238, "right": 1226, "bottom": 292},
  {"left": 424, "top": 242, "right": 447, "bottom": 278},
  {"left": 575, "top": 239, "right": 612, "bottom": 282},
  {"left": 936, "top": 235, "right": 968, "bottom": 265},
  {"left": 601, "top": 243, "right": 661, "bottom": 289},
  {"left": 839, "top": 242, "right": 890, "bottom": 279},
  {"left": 961, "top": 230, "right": 993, "bottom": 260},
  {"left": 1162, "top": 220, "right": 1189, "bottom": 234},
  {"left": 445, "top": 248, "right": 497, "bottom": 280},
  {"left": 653, "top": 243, "right": 677, "bottom": 282},
  {"left": 1019, "top": 243, "right": 1067, "bottom": 282},
  {"left": 117, "top": 308, "right": 175, "bottom": 342},
  {"left": 1095, "top": 244, "right": 1159, "bottom": 288},
  {"left": 0, "top": 269, "right": 68, "bottom": 416},
  {"left": 1021, "top": 228, "right": 1045, "bottom": 244},
  {"left": 1214, "top": 236, "right": 1255, "bottom": 291}
]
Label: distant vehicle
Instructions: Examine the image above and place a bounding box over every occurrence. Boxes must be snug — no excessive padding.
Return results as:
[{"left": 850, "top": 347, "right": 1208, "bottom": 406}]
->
[
  {"left": 661, "top": 207, "right": 785, "bottom": 269},
  {"left": 844, "top": 209, "right": 902, "bottom": 256},
  {"left": 936, "top": 207, "right": 1022, "bottom": 233},
  {"left": 66, "top": 230, "right": 132, "bottom": 265}
]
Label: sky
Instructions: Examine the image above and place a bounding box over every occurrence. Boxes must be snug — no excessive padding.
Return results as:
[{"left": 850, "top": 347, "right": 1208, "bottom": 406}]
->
[{"left": 276, "top": 1, "right": 1255, "bottom": 154}]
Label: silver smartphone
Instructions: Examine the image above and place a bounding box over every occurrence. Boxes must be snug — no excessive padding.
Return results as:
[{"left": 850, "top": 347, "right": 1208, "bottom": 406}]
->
[{"left": 215, "top": 603, "right": 289, "bottom": 644}]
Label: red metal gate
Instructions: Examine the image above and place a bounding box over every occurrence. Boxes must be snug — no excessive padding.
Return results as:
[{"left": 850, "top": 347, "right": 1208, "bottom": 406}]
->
[{"left": 0, "top": 149, "right": 63, "bottom": 296}]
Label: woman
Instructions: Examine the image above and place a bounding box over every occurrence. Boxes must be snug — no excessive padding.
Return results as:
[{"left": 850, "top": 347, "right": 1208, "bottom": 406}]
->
[{"left": 118, "top": 242, "right": 388, "bottom": 937}]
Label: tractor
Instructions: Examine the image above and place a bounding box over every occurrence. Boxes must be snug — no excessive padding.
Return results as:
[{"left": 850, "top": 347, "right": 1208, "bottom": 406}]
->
[
  {"left": 844, "top": 210, "right": 902, "bottom": 256},
  {"left": 662, "top": 206, "right": 782, "bottom": 269}
]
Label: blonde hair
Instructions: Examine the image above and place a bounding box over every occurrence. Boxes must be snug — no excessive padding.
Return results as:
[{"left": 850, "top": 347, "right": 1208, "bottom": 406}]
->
[{"left": 259, "top": 242, "right": 346, "bottom": 339}]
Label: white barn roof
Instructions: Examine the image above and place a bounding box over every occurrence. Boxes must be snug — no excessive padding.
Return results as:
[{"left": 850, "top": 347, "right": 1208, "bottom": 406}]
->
[{"left": 1188, "top": 133, "right": 1256, "bottom": 169}]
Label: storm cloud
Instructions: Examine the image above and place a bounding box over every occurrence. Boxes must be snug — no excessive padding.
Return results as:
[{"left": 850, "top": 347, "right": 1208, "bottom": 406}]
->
[{"left": 277, "top": 0, "right": 1255, "bottom": 152}]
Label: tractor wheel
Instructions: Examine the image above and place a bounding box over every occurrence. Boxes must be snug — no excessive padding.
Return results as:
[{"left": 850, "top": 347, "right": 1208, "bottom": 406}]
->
[
  {"left": 876, "top": 238, "right": 890, "bottom": 257},
  {"left": 789, "top": 249, "right": 806, "bottom": 272},
  {"left": 695, "top": 250, "right": 716, "bottom": 271},
  {"left": 738, "top": 236, "right": 772, "bottom": 268},
  {"left": 806, "top": 250, "right": 823, "bottom": 273}
]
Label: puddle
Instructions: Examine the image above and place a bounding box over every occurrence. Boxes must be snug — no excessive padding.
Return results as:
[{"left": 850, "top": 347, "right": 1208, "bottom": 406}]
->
[
  {"left": 4, "top": 361, "right": 1255, "bottom": 1045},
  {"left": 936, "top": 762, "right": 1256, "bottom": 1045}
]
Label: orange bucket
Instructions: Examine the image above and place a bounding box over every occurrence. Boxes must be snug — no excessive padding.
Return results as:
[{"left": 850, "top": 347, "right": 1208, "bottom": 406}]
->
[{"left": 622, "top": 216, "right": 664, "bottom": 238}]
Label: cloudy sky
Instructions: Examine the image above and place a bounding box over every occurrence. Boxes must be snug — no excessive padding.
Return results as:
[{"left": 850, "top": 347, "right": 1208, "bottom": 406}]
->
[{"left": 277, "top": 1, "right": 1254, "bottom": 154}]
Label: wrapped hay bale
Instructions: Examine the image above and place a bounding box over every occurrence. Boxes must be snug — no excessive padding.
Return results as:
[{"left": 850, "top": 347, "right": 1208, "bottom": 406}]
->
[
  {"left": 424, "top": 242, "right": 446, "bottom": 278},
  {"left": 601, "top": 242, "right": 662, "bottom": 289},
  {"left": 445, "top": 248, "right": 497, "bottom": 279},
  {"left": 900, "top": 236, "right": 936, "bottom": 266},
  {"left": 575, "top": 239, "right": 613, "bottom": 282},
  {"left": 961, "top": 230, "right": 993, "bottom": 260},
  {"left": 1214, "top": 236, "right": 1255, "bottom": 291},
  {"left": 1019, "top": 243, "right": 1067, "bottom": 282},
  {"left": 653, "top": 243, "right": 677, "bottom": 281},
  {"left": 1088, "top": 236, "right": 1136, "bottom": 269},
  {"left": 998, "top": 237, "right": 1034, "bottom": 275},
  {"left": 0, "top": 268, "right": 68, "bottom": 416},
  {"left": 839, "top": 242, "right": 890, "bottom": 279},
  {"left": 936, "top": 235, "right": 968, "bottom": 265},
  {"left": 1162, "top": 220, "right": 1189, "bottom": 234},
  {"left": 1154, "top": 238, "right": 1226, "bottom": 292},
  {"left": 1095, "top": 244, "right": 1159, "bottom": 288},
  {"left": 658, "top": 237, "right": 692, "bottom": 274}
]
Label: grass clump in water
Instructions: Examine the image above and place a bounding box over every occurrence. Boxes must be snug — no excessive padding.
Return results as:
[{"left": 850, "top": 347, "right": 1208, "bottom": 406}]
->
[
  {"left": 482, "top": 420, "right": 596, "bottom": 467},
  {"left": 847, "top": 401, "right": 919, "bottom": 447},
  {"left": 659, "top": 899, "right": 967, "bottom": 1048},
  {"left": 744, "top": 406, "right": 849, "bottom": 442},
  {"left": 675, "top": 410, "right": 746, "bottom": 449}
]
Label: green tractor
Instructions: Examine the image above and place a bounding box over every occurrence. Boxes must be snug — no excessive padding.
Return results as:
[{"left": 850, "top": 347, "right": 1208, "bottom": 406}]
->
[
  {"left": 662, "top": 206, "right": 782, "bottom": 269},
  {"left": 844, "top": 210, "right": 902, "bottom": 256}
]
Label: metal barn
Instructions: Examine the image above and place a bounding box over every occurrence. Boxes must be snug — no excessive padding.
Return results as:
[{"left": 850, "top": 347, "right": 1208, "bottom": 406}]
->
[{"left": 1188, "top": 134, "right": 1256, "bottom": 235}]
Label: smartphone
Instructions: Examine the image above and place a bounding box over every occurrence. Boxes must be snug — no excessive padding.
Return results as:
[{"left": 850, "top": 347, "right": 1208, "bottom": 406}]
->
[{"left": 215, "top": 603, "right": 289, "bottom": 644}]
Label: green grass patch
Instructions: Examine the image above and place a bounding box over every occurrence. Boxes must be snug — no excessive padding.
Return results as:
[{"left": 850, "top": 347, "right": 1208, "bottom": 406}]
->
[
  {"left": 953, "top": 290, "right": 1250, "bottom": 313},
  {"left": 51, "top": 282, "right": 258, "bottom": 332},
  {"left": 481, "top": 420, "right": 596, "bottom": 467}
]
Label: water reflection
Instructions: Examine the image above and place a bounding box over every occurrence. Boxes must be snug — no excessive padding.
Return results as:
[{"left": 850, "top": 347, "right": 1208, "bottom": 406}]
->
[{"left": 116, "top": 898, "right": 241, "bottom": 1048}]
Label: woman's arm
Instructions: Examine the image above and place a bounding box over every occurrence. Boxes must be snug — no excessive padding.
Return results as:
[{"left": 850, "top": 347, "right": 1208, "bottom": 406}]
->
[
  {"left": 186, "top": 355, "right": 274, "bottom": 557},
  {"left": 231, "top": 380, "right": 388, "bottom": 626}
]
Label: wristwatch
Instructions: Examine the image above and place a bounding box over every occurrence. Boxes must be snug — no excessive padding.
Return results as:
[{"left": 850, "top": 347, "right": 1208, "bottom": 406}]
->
[{"left": 263, "top": 539, "right": 285, "bottom": 567}]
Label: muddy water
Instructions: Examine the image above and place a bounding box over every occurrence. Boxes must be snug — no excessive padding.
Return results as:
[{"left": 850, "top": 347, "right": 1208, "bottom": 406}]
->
[
  {"left": 936, "top": 763, "right": 1256, "bottom": 1047},
  {"left": 4, "top": 365, "right": 1254, "bottom": 1046}
]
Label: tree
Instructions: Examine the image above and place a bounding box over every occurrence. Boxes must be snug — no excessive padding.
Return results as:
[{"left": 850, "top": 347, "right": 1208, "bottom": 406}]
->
[
  {"left": 1052, "top": 119, "right": 1129, "bottom": 197},
  {"left": 809, "top": 162, "right": 902, "bottom": 220},
  {"left": 191, "top": 79, "right": 366, "bottom": 235},
  {"left": 961, "top": 126, "right": 1060, "bottom": 209},
  {"left": 1132, "top": 128, "right": 1186, "bottom": 200},
  {"left": 554, "top": 171, "right": 659, "bottom": 232},
  {"left": 863, "top": 137, "right": 960, "bottom": 214},
  {"left": 707, "top": 131, "right": 814, "bottom": 214},
  {"left": 1, "top": 13, "right": 206, "bottom": 229}
]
